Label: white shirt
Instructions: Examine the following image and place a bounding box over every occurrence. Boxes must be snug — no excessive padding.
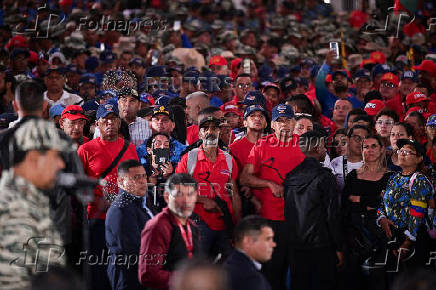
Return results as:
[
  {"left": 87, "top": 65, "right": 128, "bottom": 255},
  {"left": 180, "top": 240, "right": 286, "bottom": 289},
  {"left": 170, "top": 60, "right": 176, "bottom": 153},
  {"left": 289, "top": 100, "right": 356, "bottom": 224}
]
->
[
  {"left": 44, "top": 90, "right": 83, "bottom": 106},
  {"left": 94, "top": 117, "right": 152, "bottom": 147},
  {"left": 329, "top": 155, "right": 363, "bottom": 191}
]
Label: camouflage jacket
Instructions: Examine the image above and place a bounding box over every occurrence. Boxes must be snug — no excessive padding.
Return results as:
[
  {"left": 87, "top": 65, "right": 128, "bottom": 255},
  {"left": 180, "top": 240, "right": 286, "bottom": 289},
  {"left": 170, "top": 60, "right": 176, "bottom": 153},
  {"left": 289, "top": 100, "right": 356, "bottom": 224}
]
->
[{"left": 0, "top": 171, "right": 65, "bottom": 290}]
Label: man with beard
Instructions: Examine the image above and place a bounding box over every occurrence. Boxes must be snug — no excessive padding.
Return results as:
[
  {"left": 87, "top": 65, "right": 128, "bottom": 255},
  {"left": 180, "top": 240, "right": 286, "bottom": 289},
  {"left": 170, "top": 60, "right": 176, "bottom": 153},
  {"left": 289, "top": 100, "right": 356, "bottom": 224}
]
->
[
  {"left": 77, "top": 103, "right": 139, "bottom": 290},
  {"left": 176, "top": 116, "right": 242, "bottom": 259},
  {"left": 240, "top": 104, "right": 306, "bottom": 290},
  {"left": 138, "top": 173, "right": 201, "bottom": 289},
  {"left": 316, "top": 50, "right": 362, "bottom": 118}
]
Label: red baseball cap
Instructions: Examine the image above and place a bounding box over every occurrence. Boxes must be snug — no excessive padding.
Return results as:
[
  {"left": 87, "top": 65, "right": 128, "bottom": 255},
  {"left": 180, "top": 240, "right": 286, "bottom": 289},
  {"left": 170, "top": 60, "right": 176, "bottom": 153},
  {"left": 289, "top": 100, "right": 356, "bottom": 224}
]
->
[
  {"left": 380, "top": 72, "right": 399, "bottom": 87},
  {"left": 370, "top": 51, "right": 386, "bottom": 64},
  {"left": 61, "top": 105, "right": 88, "bottom": 121},
  {"left": 413, "top": 60, "right": 436, "bottom": 77},
  {"left": 405, "top": 106, "right": 424, "bottom": 117},
  {"left": 209, "top": 55, "right": 227, "bottom": 66},
  {"left": 360, "top": 58, "right": 376, "bottom": 68},
  {"left": 325, "top": 74, "right": 332, "bottom": 83},
  {"left": 364, "top": 99, "right": 385, "bottom": 116},
  {"left": 222, "top": 104, "right": 242, "bottom": 117},
  {"left": 5, "top": 35, "right": 28, "bottom": 50},
  {"left": 406, "top": 91, "right": 429, "bottom": 106}
]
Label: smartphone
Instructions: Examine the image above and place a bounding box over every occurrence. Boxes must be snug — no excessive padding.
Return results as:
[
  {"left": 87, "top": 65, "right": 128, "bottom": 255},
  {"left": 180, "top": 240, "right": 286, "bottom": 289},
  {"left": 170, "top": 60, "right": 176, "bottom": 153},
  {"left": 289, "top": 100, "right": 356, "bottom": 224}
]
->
[
  {"left": 174, "top": 20, "right": 181, "bottom": 31},
  {"left": 243, "top": 58, "right": 250, "bottom": 74},
  {"left": 329, "top": 42, "right": 340, "bottom": 59},
  {"left": 154, "top": 148, "right": 170, "bottom": 166},
  {"left": 151, "top": 50, "right": 159, "bottom": 66},
  {"left": 100, "top": 43, "right": 105, "bottom": 52}
]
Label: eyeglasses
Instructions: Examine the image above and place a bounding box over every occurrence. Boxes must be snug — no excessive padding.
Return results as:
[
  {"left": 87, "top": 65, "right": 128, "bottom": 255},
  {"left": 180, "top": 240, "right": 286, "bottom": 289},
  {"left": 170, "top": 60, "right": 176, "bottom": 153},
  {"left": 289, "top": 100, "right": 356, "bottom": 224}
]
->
[
  {"left": 397, "top": 149, "right": 417, "bottom": 156},
  {"left": 376, "top": 120, "right": 394, "bottom": 126},
  {"left": 351, "top": 135, "right": 365, "bottom": 143},
  {"left": 237, "top": 83, "right": 252, "bottom": 89},
  {"left": 382, "top": 82, "right": 396, "bottom": 88}
]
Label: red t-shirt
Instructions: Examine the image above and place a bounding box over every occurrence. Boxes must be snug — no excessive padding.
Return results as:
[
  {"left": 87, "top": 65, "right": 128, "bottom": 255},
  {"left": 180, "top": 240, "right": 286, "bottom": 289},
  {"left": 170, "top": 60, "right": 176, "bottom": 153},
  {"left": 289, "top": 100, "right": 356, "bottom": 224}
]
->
[
  {"left": 246, "top": 134, "right": 305, "bottom": 221},
  {"left": 175, "top": 147, "right": 238, "bottom": 231},
  {"left": 186, "top": 125, "right": 199, "bottom": 145},
  {"left": 77, "top": 137, "right": 139, "bottom": 219},
  {"left": 229, "top": 136, "right": 256, "bottom": 174}
]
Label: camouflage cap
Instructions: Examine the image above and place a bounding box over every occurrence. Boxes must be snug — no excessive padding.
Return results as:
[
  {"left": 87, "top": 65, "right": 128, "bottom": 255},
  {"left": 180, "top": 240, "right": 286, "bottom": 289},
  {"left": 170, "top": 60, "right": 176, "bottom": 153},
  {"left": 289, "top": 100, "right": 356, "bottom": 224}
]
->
[
  {"left": 235, "top": 45, "right": 256, "bottom": 56},
  {"left": 183, "top": 19, "right": 202, "bottom": 31},
  {"left": 13, "top": 119, "right": 73, "bottom": 152},
  {"left": 211, "top": 19, "right": 225, "bottom": 30},
  {"left": 219, "top": 31, "right": 237, "bottom": 43}
]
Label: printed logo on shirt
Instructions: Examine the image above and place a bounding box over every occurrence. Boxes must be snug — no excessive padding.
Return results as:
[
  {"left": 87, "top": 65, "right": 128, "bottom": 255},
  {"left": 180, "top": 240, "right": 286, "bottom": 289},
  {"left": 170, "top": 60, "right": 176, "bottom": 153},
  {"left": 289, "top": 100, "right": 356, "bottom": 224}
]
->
[{"left": 220, "top": 169, "right": 230, "bottom": 176}]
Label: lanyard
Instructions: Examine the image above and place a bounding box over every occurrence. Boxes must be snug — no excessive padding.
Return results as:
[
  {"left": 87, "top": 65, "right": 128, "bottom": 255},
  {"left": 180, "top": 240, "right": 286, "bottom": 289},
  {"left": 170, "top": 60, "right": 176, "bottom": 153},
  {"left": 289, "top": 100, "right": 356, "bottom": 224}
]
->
[{"left": 176, "top": 220, "right": 193, "bottom": 259}]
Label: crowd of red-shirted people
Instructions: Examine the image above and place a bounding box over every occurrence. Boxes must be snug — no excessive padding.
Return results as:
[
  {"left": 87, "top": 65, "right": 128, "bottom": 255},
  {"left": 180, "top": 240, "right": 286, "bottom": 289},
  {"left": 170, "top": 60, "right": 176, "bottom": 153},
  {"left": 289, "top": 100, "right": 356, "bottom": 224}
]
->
[{"left": 1, "top": 0, "right": 436, "bottom": 290}]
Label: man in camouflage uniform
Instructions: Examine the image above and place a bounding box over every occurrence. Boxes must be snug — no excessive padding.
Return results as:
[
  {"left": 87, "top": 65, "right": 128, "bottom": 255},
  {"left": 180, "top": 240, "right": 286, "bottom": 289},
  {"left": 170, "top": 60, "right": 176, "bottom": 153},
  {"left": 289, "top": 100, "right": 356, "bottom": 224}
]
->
[{"left": 0, "top": 118, "right": 73, "bottom": 289}]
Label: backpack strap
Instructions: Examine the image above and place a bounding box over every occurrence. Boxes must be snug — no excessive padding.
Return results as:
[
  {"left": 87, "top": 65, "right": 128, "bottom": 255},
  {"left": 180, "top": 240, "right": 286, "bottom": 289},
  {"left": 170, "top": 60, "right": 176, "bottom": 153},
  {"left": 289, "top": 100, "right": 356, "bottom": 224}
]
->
[
  {"left": 223, "top": 151, "right": 233, "bottom": 176},
  {"left": 187, "top": 148, "right": 199, "bottom": 175}
]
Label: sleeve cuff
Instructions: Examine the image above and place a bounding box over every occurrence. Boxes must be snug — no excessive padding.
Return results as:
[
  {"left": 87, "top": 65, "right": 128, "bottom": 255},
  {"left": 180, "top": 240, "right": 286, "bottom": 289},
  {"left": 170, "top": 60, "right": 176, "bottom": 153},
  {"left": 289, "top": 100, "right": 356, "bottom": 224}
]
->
[
  {"left": 404, "top": 230, "right": 416, "bottom": 242},
  {"left": 376, "top": 215, "right": 386, "bottom": 227}
]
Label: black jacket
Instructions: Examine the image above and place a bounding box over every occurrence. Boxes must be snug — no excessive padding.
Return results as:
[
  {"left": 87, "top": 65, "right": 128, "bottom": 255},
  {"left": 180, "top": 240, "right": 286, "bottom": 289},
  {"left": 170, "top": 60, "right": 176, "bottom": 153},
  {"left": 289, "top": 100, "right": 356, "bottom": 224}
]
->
[
  {"left": 106, "top": 190, "right": 153, "bottom": 290},
  {"left": 225, "top": 250, "right": 271, "bottom": 290},
  {"left": 283, "top": 157, "right": 344, "bottom": 251}
]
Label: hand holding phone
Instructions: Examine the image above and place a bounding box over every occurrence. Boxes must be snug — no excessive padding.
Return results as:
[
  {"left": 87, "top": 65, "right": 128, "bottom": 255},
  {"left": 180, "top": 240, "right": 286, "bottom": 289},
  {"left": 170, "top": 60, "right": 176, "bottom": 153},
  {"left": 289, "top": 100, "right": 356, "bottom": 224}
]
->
[{"left": 329, "top": 42, "right": 340, "bottom": 60}]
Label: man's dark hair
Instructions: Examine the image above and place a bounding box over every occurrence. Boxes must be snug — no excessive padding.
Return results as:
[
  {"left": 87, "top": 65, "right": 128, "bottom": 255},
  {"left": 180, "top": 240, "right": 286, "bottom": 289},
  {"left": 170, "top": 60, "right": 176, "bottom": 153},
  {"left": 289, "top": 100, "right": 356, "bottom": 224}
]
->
[
  {"left": 299, "top": 130, "right": 325, "bottom": 153},
  {"left": 347, "top": 108, "right": 366, "bottom": 119},
  {"left": 364, "top": 90, "right": 382, "bottom": 104},
  {"left": 234, "top": 73, "right": 251, "bottom": 84},
  {"left": 391, "top": 269, "right": 436, "bottom": 290},
  {"left": 352, "top": 115, "right": 374, "bottom": 128},
  {"left": 394, "top": 122, "right": 414, "bottom": 138},
  {"left": 146, "top": 132, "right": 170, "bottom": 149},
  {"left": 285, "top": 94, "right": 314, "bottom": 115},
  {"left": 233, "top": 215, "right": 271, "bottom": 244},
  {"left": 407, "top": 111, "right": 426, "bottom": 127},
  {"left": 15, "top": 80, "right": 45, "bottom": 112},
  {"left": 375, "top": 108, "right": 399, "bottom": 122},
  {"left": 347, "top": 125, "right": 370, "bottom": 138},
  {"left": 165, "top": 173, "right": 198, "bottom": 192},
  {"left": 118, "top": 159, "right": 143, "bottom": 175},
  {"left": 198, "top": 106, "right": 221, "bottom": 118}
]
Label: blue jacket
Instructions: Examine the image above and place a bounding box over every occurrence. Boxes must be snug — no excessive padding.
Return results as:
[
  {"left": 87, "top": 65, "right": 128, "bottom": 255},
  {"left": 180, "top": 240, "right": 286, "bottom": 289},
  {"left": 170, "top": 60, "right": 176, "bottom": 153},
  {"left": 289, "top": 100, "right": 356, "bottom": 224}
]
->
[
  {"left": 136, "top": 136, "right": 186, "bottom": 176},
  {"left": 105, "top": 190, "right": 153, "bottom": 290},
  {"left": 315, "top": 63, "right": 363, "bottom": 118},
  {"left": 225, "top": 250, "right": 272, "bottom": 290}
]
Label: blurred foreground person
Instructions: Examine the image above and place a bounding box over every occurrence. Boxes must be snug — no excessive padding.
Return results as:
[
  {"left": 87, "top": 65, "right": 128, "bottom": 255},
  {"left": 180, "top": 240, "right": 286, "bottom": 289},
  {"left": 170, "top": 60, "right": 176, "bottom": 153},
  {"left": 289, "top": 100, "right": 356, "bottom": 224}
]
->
[{"left": 0, "top": 119, "right": 72, "bottom": 289}]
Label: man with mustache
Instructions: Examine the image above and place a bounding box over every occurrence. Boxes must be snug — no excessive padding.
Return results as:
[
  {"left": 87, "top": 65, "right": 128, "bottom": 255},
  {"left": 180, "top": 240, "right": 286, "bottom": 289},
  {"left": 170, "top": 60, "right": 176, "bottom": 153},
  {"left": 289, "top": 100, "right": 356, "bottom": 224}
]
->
[
  {"left": 138, "top": 173, "right": 201, "bottom": 289},
  {"left": 176, "top": 116, "right": 242, "bottom": 259},
  {"left": 240, "top": 104, "right": 306, "bottom": 290},
  {"left": 77, "top": 103, "right": 139, "bottom": 290}
]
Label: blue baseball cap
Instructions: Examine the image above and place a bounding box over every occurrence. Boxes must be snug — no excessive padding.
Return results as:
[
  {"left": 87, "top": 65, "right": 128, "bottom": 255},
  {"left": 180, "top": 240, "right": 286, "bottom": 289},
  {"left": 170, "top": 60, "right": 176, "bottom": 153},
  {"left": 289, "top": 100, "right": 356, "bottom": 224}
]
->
[
  {"left": 400, "top": 70, "right": 418, "bottom": 82},
  {"left": 98, "top": 90, "right": 117, "bottom": 99},
  {"left": 129, "top": 57, "right": 146, "bottom": 67},
  {"left": 96, "top": 103, "right": 119, "bottom": 119},
  {"left": 372, "top": 64, "right": 391, "bottom": 78},
  {"left": 10, "top": 48, "right": 30, "bottom": 59},
  {"left": 244, "top": 104, "right": 268, "bottom": 119},
  {"left": 79, "top": 74, "right": 97, "bottom": 86},
  {"left": 332, "top": 70, "right": 349, "bottom": 80},
  {"left": 45, "top": 65, "right": 65, "bottom": 76},
  {"left": 241, "top": 91, "right": 266, "bottom": 106},
  {"left": 353, "top": 69, "right": 371, "bottom": 80},
  {"left": 427, "top": 114, "right": 436, "bottom": 126},
  {"left": 272, "top": 104, "right": 295, "bottom": 121},
  {"left": 49, "top": 104, "right": 66, "bottom": 119},
  {"left": 154, "top": 95, "right": 171, "bottom": 107},
  {"left": 147, "top": 65, "right": 169, "bottom": 78},
  {"left": 100, "top": 51, "right": 116, "bottom": 63}
]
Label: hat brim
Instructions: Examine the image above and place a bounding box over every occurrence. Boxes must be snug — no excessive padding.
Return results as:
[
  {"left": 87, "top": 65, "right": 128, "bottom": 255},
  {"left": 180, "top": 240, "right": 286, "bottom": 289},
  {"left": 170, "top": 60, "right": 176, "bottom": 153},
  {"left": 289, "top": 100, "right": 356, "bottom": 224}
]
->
[
  {"left": 396, "top": 139, "right": 426, "bottom": 156},
  {"left": 61, "top": 113, "right": 88, "bottom": 121}
]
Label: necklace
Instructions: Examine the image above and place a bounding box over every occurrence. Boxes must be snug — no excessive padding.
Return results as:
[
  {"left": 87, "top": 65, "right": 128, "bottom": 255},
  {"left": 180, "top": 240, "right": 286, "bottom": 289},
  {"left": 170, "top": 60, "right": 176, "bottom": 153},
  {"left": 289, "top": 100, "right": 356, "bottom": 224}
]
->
[{"left": 402, "top": 169, "right": 416, "bottom": 175}]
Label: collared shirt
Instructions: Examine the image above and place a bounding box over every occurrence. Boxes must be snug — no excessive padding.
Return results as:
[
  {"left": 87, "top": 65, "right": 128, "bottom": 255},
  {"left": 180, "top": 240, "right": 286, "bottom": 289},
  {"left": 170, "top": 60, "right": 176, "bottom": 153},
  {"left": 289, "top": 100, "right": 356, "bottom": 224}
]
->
[
  {"left": 94, "top": 117, "right": 152, "bottom": 147},
  {"left": 0, "top": 171, "right": 65, "bottom": 289},
  {"left": 44, "top": 90, "right": 83, "bottom": 106}
]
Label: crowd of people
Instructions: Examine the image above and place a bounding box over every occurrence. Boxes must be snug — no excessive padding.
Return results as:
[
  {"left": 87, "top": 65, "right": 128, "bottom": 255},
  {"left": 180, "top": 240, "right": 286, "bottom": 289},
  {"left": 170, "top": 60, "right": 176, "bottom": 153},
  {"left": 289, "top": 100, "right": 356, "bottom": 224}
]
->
[{"left": 1, "top": 0, "right": 436, "bottom": 290}]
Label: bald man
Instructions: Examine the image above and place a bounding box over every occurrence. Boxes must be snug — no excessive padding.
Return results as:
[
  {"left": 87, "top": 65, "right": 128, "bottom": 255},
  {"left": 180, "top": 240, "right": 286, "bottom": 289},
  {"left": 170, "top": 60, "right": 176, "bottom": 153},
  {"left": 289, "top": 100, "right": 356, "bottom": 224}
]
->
[{"left": 186, "top": 91, "right": 210, "bottom": 126}]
